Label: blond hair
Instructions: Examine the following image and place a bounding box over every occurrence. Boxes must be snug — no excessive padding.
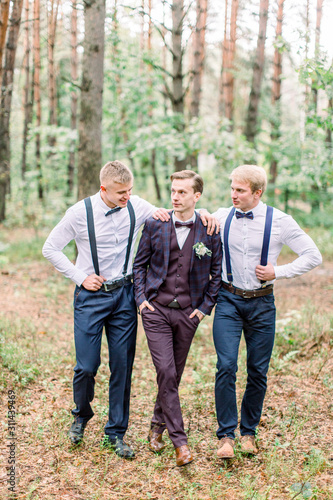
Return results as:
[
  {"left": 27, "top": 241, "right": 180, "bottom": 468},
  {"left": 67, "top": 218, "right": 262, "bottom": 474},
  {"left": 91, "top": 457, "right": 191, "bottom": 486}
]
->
[
  {"left": 229, "top": 165, "right": 267, "bottom": 195},
  {"left": 170, "top": 170, "right": 204, "bottom": 194},
  {"left": 100, "top": 161, "right": 133, "bottom": 185}
]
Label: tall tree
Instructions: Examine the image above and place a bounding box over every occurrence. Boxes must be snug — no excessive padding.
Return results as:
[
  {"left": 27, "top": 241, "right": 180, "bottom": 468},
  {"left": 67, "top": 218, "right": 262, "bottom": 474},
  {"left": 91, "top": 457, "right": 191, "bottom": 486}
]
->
[
  {"left": 189, "top": 0, "right": 207, "bottom": 120},
  {"left": 47, "top": 0, "right": 60, "bottom": 132},
  {"left": 270, "top": 0, "right": 284, "bottom": 185},
  {"left": 147, "top": 0, "right": 162, "bottom": 201},
  {"left": 219, "top": 0, "right": 239, "bottom": 123},
  {"left": 171, "top": 0, "right": 187, "bottom": 170},
  {"left": 0, "top": 0, "right": 24, "bottom": 221},
  {"left": 245, "top": 0, "right": 269, "bottom": 143},
  {"left": 21, "top": 0, "right": 33, "bottom": 179},
  {"left": 0, "top": 0, "right": 10, "bottom": 84},
  {"left": 312, "top": 0, "right": 324, "bottom": 112},
  {"left": 189, "top": 0, "right": 208, "bottom": 170},
  {"left": 68, "top": 0, "right": 78, "bottom": 193},
  {"left": 77, "top": 0, "right": 105, "bottom": 200},
  {"left": 33, "top": 0, "right": 43, "bottom": 199}
]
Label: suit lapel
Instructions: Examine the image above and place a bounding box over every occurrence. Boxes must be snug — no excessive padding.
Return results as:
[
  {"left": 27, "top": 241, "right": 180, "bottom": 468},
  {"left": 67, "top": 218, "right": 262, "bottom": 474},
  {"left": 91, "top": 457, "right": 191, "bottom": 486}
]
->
[
  {"left": 190, "top": 213, "right": 202, "bottom": 270},
  {"left": 162, "top": 219, "right": 172, "bottom": 272}
]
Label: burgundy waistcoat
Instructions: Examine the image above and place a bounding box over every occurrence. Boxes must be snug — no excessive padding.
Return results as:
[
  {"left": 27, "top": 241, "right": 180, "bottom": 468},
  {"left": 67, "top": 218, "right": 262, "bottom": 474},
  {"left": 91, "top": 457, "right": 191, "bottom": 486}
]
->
[{"left": 155, "top": 222, "right": 195, "bottom": 309}]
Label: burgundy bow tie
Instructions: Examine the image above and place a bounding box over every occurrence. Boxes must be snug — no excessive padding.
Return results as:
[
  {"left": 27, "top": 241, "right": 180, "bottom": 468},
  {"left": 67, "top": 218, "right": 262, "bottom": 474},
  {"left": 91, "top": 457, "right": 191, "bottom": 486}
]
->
[
  {"left": 235, "top": 211, "right": 254, "bottom": 220},
  {"left": 175, "top": 221, "right": 194, "bottom": 228}
]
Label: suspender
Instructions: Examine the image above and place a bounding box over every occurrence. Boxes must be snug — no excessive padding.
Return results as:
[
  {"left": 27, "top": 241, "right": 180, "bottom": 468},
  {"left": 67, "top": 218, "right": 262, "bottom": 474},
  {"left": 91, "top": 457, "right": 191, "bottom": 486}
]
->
[
  {"left": 84, "top": 197, "right": 136, "bottom": 277},
  {"left": 123, "top": 200, "right": 135, "bottom": 277},
  {"left": 84, "top": 197, "right": 99, "bottom": 276},
  {"left": 260, "top": 206, "right": 273, "bottom": 266},
  {"left": 223, "top": 207, "right": 235, "bottom": 283},
  {"left": 224, "top": 205, "right": 273, "bottom": 285}
]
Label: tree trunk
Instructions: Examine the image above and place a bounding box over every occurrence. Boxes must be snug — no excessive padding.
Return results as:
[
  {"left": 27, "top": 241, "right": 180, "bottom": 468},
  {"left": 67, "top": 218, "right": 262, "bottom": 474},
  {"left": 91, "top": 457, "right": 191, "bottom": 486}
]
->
[
  {"left": 33, "top": 0, "right": 43, "bottom": 199},
  {"left": 77, "top": 0, "right": 105, "bottom": 200},
  {"left": 312, "top": 0, "right": 324, "bottom": 112},
  {"left": 245, "top": 0, "right": 269, "bottom": 143},
  {"left": 189, "top": 0, "right": 208, "bottom": 170},
  {"left": 270, "top": 0, "right": 284, "bottom": 185},
  {"left": 0, "top": 0, "right": 24, "bottom": 221},
  {"left": 148, "top": 0, "right": 161, "bottom": 200},
  {"left": 190, "top": 0, "right": 207, "bottom": 120},
  {"left": 219, "top": 0, "right": 239, "bottom": 123},
  {"left": 0, "top": 0, "right": 10, "bottom": 84},
  {"left": 68, "top": 0, "right": 78, "bottom": 194},
  {"left": 21, "top": 0, "right": 32, "bottom": 180},
  {"left": 47, "top": 0, "right": 59, "bottom": 130},
  {"left": 172, "top": 0, "right": 187, "bottom": 170}
]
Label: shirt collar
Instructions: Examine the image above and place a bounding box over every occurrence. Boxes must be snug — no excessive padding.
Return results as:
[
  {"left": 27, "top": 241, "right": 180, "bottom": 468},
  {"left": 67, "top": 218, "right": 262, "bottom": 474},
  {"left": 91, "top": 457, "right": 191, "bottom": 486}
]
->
[{"left": 172, "top": 212, "right": 196, "bottom": 226}]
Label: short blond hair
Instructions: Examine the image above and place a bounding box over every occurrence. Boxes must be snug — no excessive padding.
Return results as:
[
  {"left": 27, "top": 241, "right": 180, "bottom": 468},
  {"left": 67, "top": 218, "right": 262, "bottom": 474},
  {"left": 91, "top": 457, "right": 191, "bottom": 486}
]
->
[
  {"left": 170, "top": 170, "right": 204, "bottom": 194},
  {"left": 100, "top": 161, "right": 133, "bottom": 185},
  {"left": 229, "top": 165, "right": 267, "bottom": 195}
]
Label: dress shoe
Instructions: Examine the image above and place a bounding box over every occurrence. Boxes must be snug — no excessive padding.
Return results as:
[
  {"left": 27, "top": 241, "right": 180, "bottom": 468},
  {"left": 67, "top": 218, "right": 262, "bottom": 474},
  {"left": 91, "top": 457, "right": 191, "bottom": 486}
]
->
[
  {"left": 240, "top": 435, "right": 258, "bottom": 455},
  {"left": 68, "top": 420, "right": 87, "bottom": 445},
  {"left": 148, "top": 430, "right": 166, "bottom": 453},
  {"left": 175, "top": 444, "right": 193, "bottom": 466},
  {"left": 103, "top": 436, "right": 135, "bottom": 459},
  {"left": 217, "top": 437, "right": 235, "bottom": 459}
]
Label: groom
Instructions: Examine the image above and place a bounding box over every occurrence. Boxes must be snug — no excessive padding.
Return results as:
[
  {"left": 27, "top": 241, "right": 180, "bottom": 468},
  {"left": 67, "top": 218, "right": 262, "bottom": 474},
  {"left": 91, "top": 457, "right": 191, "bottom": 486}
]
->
[{"left": 133, "top": 170, "right": 222, "bottom": 466}]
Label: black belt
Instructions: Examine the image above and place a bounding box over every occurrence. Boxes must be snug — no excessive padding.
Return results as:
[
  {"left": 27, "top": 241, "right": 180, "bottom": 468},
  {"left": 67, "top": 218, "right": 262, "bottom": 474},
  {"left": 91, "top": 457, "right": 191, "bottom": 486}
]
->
[
  {"left": 103, "top": 275, "right": 133, "bottom": 292},
  {"left": 222, "top": 281, "right": 273, "bottom": 299}
]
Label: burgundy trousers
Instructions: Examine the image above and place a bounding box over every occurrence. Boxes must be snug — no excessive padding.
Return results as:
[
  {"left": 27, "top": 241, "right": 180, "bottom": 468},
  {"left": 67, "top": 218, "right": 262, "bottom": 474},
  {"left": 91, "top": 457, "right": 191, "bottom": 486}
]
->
[{"left": 141, "top": 301, "right": 200, "bottom": 448}]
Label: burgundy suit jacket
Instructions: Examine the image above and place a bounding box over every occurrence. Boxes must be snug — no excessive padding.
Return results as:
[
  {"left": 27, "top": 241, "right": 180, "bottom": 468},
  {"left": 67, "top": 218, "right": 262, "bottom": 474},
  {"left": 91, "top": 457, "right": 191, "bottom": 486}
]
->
[{"left": 133, "top": 214, "right": 222, "bottom": 315}]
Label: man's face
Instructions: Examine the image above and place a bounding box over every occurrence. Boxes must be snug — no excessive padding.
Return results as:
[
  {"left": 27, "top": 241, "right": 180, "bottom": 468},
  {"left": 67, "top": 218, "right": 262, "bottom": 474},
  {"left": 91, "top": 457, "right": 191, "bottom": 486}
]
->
[
  {"left": 100, "top": 179, "right": 133, "bottom": 208},
  {"left": 231, "top": 180, "right": 262, "bottom": 212},
  {"left": 171, "top": 178, "right": 201, "bottom": 215}
]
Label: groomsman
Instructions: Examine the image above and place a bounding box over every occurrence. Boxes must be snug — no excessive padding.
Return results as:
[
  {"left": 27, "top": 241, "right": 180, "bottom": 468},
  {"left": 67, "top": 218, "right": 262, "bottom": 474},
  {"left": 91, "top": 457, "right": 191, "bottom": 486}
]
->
[{"left": 212, "top": 164, "right": 322, "bottom": 458}]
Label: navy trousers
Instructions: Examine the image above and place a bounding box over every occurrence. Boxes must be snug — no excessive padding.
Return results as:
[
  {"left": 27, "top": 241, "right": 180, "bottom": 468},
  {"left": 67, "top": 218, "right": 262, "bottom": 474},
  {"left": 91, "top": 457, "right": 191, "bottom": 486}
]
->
[
  {"left": 142, "top": 302, "right": 200, "bottom": 448},
  {"left": 213, "top": 288, "right": 276, "bottom": 439},
  {"left": 72, "top": 282, "right": 137, "bottom": 438}
]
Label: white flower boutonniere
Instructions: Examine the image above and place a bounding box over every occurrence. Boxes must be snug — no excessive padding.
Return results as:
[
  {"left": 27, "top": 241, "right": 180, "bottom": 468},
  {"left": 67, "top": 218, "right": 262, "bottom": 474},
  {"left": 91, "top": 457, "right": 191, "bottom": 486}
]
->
[{"left": 193, "top": 242, "right": 212, "bottom": 259}]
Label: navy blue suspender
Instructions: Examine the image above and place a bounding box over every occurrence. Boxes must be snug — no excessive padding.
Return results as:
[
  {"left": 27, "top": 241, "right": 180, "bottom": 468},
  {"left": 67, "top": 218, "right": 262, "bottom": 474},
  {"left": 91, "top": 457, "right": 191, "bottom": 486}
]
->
[
  {"left": 223, "top": 207, "right": 236, "bottom": 283},
  {"left": 84, "top": 197, "right": 99, "bottom": 276},
  {"left": 84, "top": 197, "right": 136, "bottom": 277},
  {"left": 224, "top": 205, "right": 273, "bottom": 285}
]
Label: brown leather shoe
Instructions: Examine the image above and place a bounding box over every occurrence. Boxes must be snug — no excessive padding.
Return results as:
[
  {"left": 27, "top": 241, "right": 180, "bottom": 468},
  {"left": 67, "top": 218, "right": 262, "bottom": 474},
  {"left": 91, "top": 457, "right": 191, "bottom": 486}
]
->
[
  {"left": 217, "top": 437, "right": 235, "bottom": 459},
  {"left": 240, "top": 435, "right": 258, "bottom": 455},
  {"left": 175, "top": 445, "right": 193, "bottom": 466},
  {"left": 148, "top": 429, "right": 166, "bottom": 453}
]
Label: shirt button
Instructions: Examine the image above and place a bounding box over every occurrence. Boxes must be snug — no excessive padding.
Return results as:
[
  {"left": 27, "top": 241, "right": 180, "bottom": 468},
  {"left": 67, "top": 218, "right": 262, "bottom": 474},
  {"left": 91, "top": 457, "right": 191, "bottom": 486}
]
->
[{"left": 177, "top": 274, "right": 180, "bottom": 277}]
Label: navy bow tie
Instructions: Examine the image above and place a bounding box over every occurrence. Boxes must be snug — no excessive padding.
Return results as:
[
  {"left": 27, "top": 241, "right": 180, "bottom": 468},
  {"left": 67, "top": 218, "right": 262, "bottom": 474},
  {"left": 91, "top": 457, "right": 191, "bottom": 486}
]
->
[
  {"left": 175, "top": 221, "right": 194, "bottom": 228},
  {"left": 235, "top": 211, "right": 254, "bottom": 220},
  {"left": 105, "top": 206, "right": 122, "bottom": 216}
]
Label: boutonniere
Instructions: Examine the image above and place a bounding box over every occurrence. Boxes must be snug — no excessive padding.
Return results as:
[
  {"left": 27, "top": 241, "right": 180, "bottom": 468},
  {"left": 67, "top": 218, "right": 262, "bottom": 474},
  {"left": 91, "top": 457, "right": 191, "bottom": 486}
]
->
[{"left": 193, "top": 242, "right": 212, "bottom": 259}]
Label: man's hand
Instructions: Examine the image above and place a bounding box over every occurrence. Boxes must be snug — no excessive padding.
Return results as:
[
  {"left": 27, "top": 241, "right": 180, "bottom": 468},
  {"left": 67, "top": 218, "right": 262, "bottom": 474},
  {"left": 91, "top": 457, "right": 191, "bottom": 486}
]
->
[
  {"left": 255, "top": 262, "right": 276, "bottom": 282},
  {"left": 82, "top": 274, "right": 106, "bottom": 291},
  {"left": 198, "top": 209, "right": 220, "bottom": 235},
  {"left": 152, "top": 208, "right": 171, "bottom": 222},
  {"left": 189, "top": 309, "right": 204, "bottom": 322},
  {"left": 139, "top": 300, "right": 155, "bottom": 314}
]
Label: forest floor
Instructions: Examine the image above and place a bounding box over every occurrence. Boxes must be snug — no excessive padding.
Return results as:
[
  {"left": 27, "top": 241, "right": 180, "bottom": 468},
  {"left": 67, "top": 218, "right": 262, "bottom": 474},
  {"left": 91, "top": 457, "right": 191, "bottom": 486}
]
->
[{"left": 0, "top": 227, "right": 332, "bottom": 499}]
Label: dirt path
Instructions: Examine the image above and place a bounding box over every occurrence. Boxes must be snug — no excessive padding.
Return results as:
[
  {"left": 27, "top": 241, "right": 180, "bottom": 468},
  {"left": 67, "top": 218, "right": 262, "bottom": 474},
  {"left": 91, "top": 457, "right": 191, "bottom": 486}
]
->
[{"left": 1, "top": 257, "right": 332, "bottom": 499}]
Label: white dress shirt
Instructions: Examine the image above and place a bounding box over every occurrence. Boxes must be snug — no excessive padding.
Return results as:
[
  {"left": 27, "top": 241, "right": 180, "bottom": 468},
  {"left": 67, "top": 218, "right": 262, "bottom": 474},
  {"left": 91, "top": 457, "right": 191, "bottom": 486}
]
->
[
  {"left": 42, "top": 192, "right": 156, "bottom": 286},
  {"left": 172, "top": 212, "right": 196, "bottom": 250},
  {"left": 213, "top": 201, "right": 322, "bottom": 290}
]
